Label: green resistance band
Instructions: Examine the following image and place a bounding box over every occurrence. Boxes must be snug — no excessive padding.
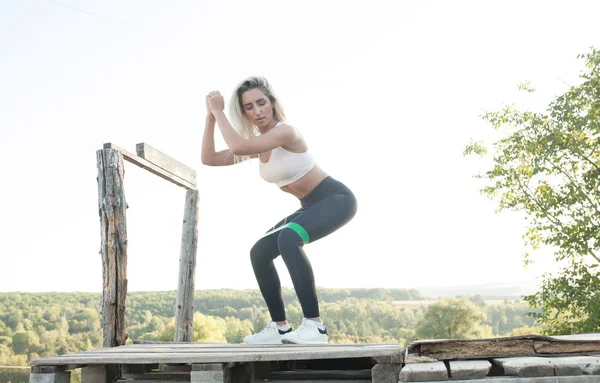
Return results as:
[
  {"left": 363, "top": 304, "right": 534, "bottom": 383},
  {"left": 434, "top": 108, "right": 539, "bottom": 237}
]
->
[{"left": 263, "top": 222, "right": 310, "bottom": 244}]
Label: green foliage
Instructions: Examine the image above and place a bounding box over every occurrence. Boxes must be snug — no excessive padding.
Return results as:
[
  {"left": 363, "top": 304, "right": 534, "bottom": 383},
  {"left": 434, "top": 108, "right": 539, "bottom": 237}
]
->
[
  {"left": 414, "top": 298, "right": 492, "bottom": 339},
  {"left": 0, "top": 367, "right": 30, "bottom": 383},
  {"left": 465, "top": 47, "right": 600, "bottom": 334},
  {"left": 11, "top": 331, "right": 39, "bottom": 355},
  {"left": 524, "top": 259, "right": 600, "bottom": 334}
]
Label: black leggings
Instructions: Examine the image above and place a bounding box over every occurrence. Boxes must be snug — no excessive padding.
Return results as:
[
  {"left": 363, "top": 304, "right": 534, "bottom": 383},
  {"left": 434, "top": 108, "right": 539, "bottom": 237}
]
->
[{"left": 250, "top": 176, "right": 358, "bottom": 321}]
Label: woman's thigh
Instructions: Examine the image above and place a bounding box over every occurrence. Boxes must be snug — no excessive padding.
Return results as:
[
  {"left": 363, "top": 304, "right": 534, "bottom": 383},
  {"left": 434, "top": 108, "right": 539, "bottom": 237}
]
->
[{"left": 291, "top": 192, "right": 357, "bottom": 244}]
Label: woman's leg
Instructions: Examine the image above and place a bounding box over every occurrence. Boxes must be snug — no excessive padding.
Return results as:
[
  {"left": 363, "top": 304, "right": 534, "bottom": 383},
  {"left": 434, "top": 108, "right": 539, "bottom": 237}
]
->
[
  {"left": 250, "top": 211, "right": 301, "bottom": 322},
  {"left": 277, "top": 191, "right": 358, "bottom": 319}
]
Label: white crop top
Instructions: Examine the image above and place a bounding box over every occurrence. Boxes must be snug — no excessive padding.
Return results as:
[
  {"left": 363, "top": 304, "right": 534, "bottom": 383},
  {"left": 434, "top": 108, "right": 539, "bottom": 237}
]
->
[{"left": 259, "top": 122, "right": 316, "bottom": 187}]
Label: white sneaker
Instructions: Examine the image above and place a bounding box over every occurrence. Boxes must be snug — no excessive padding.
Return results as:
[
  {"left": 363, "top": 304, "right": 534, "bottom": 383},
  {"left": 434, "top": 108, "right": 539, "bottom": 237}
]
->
[
  {"left": 281, "top": 318, "right": 329, "bottom": 345},
  {"left": 243, "top": 322, "right": 292, "bottom": 345}
]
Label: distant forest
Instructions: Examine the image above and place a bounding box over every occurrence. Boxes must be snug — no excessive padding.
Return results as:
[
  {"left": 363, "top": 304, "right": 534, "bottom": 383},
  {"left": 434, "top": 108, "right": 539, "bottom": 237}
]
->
[{"left": 0, "top": 288, "right": 541, "bottom": 382}]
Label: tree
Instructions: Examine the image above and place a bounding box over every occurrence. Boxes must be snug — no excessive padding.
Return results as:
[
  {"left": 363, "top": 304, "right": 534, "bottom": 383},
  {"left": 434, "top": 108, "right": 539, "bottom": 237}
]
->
[
  {"left": 414, "top": 298, "right": 491, "bottom": 339},
  {"left": 12, "top": 331, "right": 38, "bottom": 355},
  {"left": 464, "top": 47, "right": 600, "bottom": 335}
]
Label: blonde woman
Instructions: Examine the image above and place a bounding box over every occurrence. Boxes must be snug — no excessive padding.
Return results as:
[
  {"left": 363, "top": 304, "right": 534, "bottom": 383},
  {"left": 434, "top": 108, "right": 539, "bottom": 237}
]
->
[{"left": 203, "top": 76, "right": 357, "bottom": 344}]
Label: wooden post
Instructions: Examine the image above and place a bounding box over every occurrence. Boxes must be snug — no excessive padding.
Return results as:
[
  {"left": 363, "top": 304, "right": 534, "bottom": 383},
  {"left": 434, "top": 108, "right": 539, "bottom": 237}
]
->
[
  {"left": 29, "top": 366, "right": 70, "bottom": 383},
  {"left": 174, "top": 189, "right": 200, "bottom": 342},
  {"left": 97, "top": 149, "right": 129, "bottom": 347},
  {"left": 81, "top": 365, "right": 119, "bottom": 383}
]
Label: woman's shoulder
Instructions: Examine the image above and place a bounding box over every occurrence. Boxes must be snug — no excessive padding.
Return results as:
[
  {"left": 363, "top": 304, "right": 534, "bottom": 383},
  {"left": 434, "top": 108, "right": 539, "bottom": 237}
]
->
[{"left": 274, "top": 121, "right": 301, "bottom": 133}]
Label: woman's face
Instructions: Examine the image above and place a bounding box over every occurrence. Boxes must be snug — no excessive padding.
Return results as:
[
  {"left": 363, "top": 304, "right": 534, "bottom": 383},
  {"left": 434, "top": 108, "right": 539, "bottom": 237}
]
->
[{"left": 241, "top": 88, "right": 275, "bottom": 128}]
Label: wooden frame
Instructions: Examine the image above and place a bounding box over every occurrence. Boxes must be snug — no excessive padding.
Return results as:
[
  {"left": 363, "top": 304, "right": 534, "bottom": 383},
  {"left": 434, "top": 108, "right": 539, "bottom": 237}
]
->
[{"left": 96, "top": 143, "right": 199, "bottom": 346}]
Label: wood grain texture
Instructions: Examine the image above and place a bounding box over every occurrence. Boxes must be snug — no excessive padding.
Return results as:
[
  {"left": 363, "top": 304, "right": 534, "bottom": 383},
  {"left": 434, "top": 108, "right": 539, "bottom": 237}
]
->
[
  {"left": 96, "top": 149, "right": 128, "bottom": 348},
  {"left": 31, "top": 343, "right": 404, "bottom": 366},
  {"left": 174, "top": 189, "right": 200, "bottom": 342},
  {"left": 136, "top": 143, "right": 196, "bottom": 186},
  {"left": 103, "top": 143, "right": 195, "bottom": 190}
]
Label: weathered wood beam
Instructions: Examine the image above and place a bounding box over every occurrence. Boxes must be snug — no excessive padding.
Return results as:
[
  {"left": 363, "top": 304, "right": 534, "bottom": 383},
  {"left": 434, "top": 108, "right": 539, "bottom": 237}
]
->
[
  {"left": 174, "top": 189, "right": 200, "bottom": 342},
  {"left": 81, "top": 365, "right": 119, "bottom": 383},
  {"left": 371, "top": 363, "right": 402, "bottom": 383},
  {"left": 103, "top": 143, "right": 195, "bottom": 190},
  {"left": 191, "top": 363, "right": 252, "bottom": 383},
  {"left": 29, "top": 371, "right": 70, "bottom": 383},
  {"left": 136, "top": 143, "right": 196, "bottom": 187},
  {"left": 30, "top": 347, "right": 405, "bottom": 365},
  {"left": 96, "top": 149, "right": 129, "bottom": 348}
]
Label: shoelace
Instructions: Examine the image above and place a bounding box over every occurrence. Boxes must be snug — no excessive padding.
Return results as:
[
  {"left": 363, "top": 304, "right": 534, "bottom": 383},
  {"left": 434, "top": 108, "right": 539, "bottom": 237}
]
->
[
  {"left": 296, "top": 319, "right": 317, "bottom": 332},
  {"left": 257, "top": 322, "right": 277, "bottom": 335}
]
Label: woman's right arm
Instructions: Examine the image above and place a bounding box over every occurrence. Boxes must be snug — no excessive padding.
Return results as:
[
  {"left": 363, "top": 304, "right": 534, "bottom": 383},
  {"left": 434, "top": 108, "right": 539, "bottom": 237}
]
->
[{"left": 201, "top": 113, "right": 236, "bottom": 166}]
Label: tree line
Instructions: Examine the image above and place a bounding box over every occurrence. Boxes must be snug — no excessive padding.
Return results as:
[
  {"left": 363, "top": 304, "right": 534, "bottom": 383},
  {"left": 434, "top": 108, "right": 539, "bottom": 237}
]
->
[{"left": 0, "top": 288, "right": 540, "bottom": 370}]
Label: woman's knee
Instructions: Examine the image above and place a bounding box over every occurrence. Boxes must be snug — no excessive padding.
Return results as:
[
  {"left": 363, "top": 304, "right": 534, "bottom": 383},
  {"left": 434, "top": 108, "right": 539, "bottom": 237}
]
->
[
  {"left": 277, "top": 228, "right": 304, "bottom": 256},
  {"left": 250, "top": 237, "right": 277, "bottom": 266}
]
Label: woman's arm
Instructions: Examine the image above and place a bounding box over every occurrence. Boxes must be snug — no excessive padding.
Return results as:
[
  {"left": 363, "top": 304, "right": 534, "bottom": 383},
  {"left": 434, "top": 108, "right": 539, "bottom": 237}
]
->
[
  {"left": 213, "top": 110, "right": 296, "bottom": 156},
  {"left": 207, "top": 91, "right": 296, "bottom": 156},
  {"left": 201, "top": 113, "right": 237, "bottom": 166}
]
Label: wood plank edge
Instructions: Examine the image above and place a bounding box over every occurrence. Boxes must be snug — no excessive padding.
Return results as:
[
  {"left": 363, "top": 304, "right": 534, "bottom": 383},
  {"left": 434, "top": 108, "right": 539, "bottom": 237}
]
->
[
  {"left": 102, "top": 144, "right": 196, "bottom": 190},
  {"left": 136, "top": 143, "right": 196, "bottom": 181}
]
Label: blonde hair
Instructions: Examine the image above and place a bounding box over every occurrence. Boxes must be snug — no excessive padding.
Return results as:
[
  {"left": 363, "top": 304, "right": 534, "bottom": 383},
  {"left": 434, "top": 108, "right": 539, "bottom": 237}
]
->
[{"left": 228, "top": 76, "right": 287, "bottom": 163}]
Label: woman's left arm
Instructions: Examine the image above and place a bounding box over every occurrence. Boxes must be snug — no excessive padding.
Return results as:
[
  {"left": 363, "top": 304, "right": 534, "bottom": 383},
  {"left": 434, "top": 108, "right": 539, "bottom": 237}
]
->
[{"left": 208, "top": 91, "right": 296, "bottom": 156}]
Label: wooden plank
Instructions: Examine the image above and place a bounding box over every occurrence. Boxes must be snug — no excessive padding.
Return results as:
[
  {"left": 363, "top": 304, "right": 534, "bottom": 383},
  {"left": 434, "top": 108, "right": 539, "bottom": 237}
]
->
[
  {"left": 399, "top": 362, "right": 448, "bottom": 382},
  {"left": 404, "top": 355, "right": 440, "bottom": 364},
  {"left": 174, "top": 189, "right": 200, "bottom": 342},
  {"left": 534, "top": 340, "right": 600, "bottom": 355},
  {"left": 414, "top": 339, "right": 535, "bottom": 360},
  {"left": 260, "top": 381, "right": 368, "bottom": 383},
  {"left": 548, "top": 356, "right": 600, "bottom": 376},
  {"left": 136, "top": 143, "right": 196, "bottom": 186},
  {"left": 120, "top": 376, "right": 187, "bottom": 382},
  {"left": 104, "top": 143, "right": 195, "bottom": 190},
  {"left": 96, "top": 149, "right": 128, "bottom": 348},
  {"left": 266, "top": 370, "right": 371, "bottom": 379},
  {"left": 372, "top": 354, "right": 404, "bottom": 364},
  {"left": 117, "top": 381, "right": 187, "bottom": 383},
  {"left": 31, "top": 347, "right": 404, "bottom": 366},
  {"left": 43, "top": 345, "right": 402, "bottom": 357},
  {"left": 66, "top": 344, "right": 401, "bottom": 354},
  {"left": 408, "top": 334, "right": 600, "bottom": 360},
  {"left": 410, "top": 377, "right": 600, "bottom": 383},
  {"left": 448, "top": 360, "right": 491, "bottom": 380},
  {"left": 492, "top": 357, "right": 555, "bottom": 378}
]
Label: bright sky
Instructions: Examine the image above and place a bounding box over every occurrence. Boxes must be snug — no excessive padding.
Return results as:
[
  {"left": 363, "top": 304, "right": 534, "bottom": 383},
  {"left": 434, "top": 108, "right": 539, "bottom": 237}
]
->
[{"left": 1, "top": 0, "right": 599, "bottom": 294}]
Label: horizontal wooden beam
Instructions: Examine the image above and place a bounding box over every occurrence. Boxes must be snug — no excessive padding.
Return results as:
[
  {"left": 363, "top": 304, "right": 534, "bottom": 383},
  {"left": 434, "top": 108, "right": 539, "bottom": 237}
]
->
[
  {"left": 30, "top": 343, "right": 404, "bottom": 365},
  {"left": 103, "top": 143, "right": 196, "bottom": 190},
  {"left": 136, "top": 143, "right": 196, "bottom": 186}
]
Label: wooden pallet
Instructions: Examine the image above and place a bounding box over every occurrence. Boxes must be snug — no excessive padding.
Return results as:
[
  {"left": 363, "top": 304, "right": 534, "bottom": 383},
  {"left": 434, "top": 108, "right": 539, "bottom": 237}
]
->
[{"left": 29, "top": 342, "right": 405, "bottom": 383}]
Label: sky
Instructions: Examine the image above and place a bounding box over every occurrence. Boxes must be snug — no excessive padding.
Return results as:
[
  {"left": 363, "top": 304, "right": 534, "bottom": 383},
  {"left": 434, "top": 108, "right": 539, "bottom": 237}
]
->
[{"left": 1, "top": 0, "right": 599, "bottom": 294}]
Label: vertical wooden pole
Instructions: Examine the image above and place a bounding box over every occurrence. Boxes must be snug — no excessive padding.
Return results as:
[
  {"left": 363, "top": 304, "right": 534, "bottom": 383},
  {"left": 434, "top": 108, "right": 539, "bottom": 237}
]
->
[
  {"left": 97, "top": 148, "right": 129, "bottom": 347},
  {"left": 29, "top": 366, "right": 70, "bottom": 383},
  {"left": 81, "top": 365, "right": 119, "bottom": 383},
  {"left": 174, "top": 189, "right": 200, "bottom": 342}
]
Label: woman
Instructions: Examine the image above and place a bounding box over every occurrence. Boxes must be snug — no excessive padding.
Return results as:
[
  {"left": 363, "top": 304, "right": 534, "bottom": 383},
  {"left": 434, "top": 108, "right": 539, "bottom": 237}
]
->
[{"left": 202, "top": 76, "right": 357, "bottom": 345}]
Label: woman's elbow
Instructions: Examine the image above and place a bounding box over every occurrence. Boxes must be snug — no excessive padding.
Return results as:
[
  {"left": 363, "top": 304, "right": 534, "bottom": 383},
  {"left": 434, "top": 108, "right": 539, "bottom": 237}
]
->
[{"left": 201, "top": 156, "right": 215, "bottom": 166}]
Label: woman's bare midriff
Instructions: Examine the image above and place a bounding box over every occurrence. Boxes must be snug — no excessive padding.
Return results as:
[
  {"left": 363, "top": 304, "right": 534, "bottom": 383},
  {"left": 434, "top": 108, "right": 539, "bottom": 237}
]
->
[{"left": 279, "top": 165, "right": 329, "bottom": 200}]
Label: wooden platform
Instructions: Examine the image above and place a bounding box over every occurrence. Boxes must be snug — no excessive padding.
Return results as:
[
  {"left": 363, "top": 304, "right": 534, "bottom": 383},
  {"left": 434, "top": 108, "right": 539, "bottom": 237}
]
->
[{"left": 30, "top": 342, "right": 405, "bottom": 383}]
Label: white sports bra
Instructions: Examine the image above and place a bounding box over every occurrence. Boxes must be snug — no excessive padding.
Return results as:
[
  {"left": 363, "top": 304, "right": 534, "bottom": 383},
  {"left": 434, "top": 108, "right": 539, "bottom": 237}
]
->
[{"left": 259, "top": 122, "right": 316, "bottom": 187}]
